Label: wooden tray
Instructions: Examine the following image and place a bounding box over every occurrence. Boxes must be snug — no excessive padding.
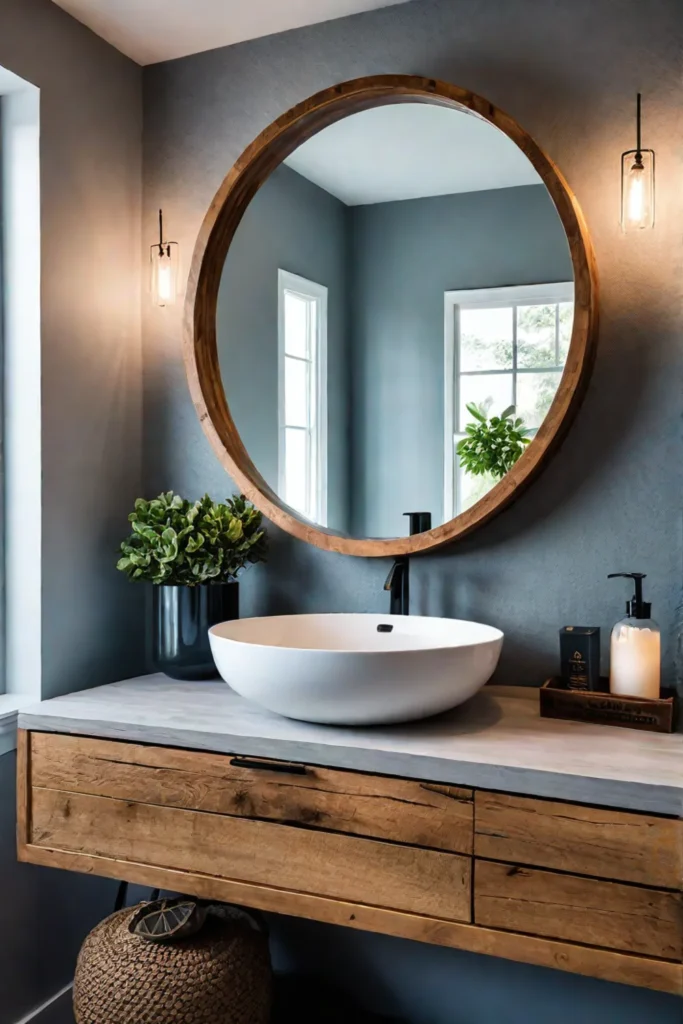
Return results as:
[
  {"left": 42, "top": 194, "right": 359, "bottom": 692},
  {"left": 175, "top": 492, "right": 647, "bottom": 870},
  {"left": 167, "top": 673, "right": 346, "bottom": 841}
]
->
[{"left": 540, "top": 678, "right": 676, "bottom": 733}]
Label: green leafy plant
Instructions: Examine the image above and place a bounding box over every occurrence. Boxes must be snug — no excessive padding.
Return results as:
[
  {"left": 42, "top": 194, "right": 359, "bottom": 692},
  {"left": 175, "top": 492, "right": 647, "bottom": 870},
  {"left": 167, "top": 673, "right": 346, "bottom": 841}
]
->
[
  {"left": 117, "top": 492, "right": 267, "bottom": 585},
  {"left": 457, "top": 404, "right": 532, "bottom": 480}
]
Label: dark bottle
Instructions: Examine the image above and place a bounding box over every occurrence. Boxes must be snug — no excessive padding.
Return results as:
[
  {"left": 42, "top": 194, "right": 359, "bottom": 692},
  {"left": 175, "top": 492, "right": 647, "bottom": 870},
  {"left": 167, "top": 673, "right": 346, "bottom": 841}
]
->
[{"left": 559, "top": 626, "right": 601, "bottom": 691}]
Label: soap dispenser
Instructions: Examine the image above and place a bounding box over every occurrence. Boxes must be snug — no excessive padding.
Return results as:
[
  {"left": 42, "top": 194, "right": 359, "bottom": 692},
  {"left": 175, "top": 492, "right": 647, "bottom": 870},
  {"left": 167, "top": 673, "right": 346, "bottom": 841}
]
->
[{"left": 608, "top": 573, "right": 660, "bottom": 699}]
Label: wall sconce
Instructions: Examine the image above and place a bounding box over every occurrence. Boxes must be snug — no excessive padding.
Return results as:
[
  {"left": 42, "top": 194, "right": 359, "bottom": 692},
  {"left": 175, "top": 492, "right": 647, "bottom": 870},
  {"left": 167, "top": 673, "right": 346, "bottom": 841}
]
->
[
  {"left": 150, "top": 209, "right": 180, "bottom": 306},
  {"left": 621, "top": 93, "right": 654, "bottom": 232}
]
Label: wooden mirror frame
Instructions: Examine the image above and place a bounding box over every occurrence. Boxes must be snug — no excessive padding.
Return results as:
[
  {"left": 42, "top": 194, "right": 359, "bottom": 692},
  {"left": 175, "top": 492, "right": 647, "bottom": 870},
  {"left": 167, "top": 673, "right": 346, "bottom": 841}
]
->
[{"left": 184, "top": 74, "right": 598, "bottom": 557}]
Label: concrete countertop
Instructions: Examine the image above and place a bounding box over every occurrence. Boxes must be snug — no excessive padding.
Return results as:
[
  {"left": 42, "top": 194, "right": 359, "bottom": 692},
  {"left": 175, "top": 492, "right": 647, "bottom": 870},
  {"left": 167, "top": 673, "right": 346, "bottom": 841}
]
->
[{"left": 19, "top": 676, "right": 683, "bottom": 816}]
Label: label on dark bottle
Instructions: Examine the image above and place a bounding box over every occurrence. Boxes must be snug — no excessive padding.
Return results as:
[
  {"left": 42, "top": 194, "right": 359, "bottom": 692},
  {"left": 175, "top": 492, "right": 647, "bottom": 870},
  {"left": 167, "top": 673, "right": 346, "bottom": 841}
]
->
[{"left": 567, "top": 649, "right": 589, "bottom": 690}]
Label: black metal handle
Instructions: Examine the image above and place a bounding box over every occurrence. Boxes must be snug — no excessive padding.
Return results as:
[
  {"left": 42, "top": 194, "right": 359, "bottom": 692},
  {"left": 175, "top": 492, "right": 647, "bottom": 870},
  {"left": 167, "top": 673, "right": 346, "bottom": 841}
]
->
[{"left": 230, "top": 756, "right": 308, "bottom": 776}]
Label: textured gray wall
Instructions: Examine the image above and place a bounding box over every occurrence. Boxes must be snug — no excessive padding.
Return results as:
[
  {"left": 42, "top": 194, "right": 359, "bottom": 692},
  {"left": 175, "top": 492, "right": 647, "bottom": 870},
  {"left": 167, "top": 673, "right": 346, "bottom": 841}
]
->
[
  {"left": 143, "top": 0, "right": 683, "bottom": 1020},
  {"left": 143, "top": 0, "right": 683, "bottom": 687},
  {"left": 1, "top": 0, "right": 144, "bottom": 1018},
  {"left": 218, "top": 163, "right": 351, "bottom": 532},
  {"left": 0, "top": 754, "right": 114, "bottom": 1022},
  {"left": 0, "top": 0, "right": 146, "bottom": 701},
  {"left": 268, "top": 916, "right": 682, "bottom": 1024},
  {"left": 349, "top": 183, "right": 571, "bottom": 536}
]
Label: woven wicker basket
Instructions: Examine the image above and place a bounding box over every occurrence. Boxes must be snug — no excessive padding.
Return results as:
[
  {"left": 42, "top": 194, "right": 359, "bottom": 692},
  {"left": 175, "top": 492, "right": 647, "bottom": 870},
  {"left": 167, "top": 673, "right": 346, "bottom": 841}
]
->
[{"left": 73, "top": 904, "right": 272, "bottom": 1024}]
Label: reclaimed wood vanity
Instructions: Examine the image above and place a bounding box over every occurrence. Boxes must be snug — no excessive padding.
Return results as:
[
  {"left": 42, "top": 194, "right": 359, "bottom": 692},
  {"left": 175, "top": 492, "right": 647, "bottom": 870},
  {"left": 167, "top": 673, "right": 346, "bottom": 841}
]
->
[{"left": 16, "top": 678, "right": 683, "bottom": 994}]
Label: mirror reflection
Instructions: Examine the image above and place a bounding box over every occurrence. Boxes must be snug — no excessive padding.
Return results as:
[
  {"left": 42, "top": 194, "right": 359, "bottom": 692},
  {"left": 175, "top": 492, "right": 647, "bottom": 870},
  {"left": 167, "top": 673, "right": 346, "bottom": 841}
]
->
[{"left": 217, "top": 103, "right": 574, "bottom": 539}]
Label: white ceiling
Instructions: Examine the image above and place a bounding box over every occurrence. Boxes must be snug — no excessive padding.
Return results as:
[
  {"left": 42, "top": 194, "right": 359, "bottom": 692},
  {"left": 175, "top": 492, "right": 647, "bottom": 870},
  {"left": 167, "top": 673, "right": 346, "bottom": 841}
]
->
[
  {"left": 285, "top": 104, "right": 542, "bottom": 205},
  {"left": 50, "top": 0, "right": 411, "bottom": 65}
]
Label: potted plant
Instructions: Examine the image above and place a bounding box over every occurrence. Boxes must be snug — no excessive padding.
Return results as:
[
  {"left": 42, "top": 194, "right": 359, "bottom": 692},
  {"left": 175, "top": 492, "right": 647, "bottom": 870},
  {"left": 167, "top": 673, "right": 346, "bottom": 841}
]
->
[{"left": 117, "top": 492, "right": 267, "bottom": 680}]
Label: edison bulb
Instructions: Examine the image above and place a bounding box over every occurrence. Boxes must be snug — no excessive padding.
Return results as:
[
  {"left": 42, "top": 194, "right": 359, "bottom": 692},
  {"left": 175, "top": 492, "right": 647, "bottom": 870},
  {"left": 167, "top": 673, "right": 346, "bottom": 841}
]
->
[
  {"left": 157, "top": 262, "right": 174, "bottom": 304},
  {"left": 150, "top": 241, "right": 180, "bottom": 306},
  {"left": 621, "top": 151, "right": 654, "bottom": 231}
]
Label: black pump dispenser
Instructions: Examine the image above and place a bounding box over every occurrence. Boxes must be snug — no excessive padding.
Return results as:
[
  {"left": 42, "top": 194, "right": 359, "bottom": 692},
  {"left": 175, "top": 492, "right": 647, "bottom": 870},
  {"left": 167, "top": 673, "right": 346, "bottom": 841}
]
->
[{"left": 608, "top": 572, "right": 651, "bottom": 619}]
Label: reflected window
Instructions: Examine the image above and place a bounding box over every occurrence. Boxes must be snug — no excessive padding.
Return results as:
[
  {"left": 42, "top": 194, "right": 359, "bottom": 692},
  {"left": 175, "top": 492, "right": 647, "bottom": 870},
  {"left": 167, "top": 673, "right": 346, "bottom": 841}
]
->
[
  {"left": 278, "top": 270, "right": 328, "bottom": 524},
  {"left": 444, "top": 283, "right": 574, "bottom": 518}
]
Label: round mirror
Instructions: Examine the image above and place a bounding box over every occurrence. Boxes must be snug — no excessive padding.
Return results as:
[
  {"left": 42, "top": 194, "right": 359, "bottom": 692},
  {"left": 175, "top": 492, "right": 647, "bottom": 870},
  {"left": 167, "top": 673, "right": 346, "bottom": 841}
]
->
[{"left": 185, "top": 76, "right": 597, "bottom": 556}]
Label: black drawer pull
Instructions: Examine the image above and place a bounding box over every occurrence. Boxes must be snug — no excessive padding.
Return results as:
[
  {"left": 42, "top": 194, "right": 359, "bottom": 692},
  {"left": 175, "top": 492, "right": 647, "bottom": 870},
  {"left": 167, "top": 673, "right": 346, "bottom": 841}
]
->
[{"left": 230, "top": 757, "right": 308, "bottom": 776}]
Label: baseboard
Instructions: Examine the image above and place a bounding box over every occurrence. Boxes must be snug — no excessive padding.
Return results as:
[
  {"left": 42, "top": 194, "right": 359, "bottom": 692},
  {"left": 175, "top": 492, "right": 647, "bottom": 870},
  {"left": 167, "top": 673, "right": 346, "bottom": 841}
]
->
[{"left": 14, "top": 984, "right": 73, "bottom": 1024}]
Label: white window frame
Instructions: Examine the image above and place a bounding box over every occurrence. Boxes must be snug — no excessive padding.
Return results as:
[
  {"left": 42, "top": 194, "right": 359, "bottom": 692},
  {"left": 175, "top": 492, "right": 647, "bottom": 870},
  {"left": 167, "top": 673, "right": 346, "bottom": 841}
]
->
[
  {"left": 444, "top": 282, "right": 574, "bottom": 520},
  {"left": 277, "top": 269, "right": 328, "bottom": 526},
  {"left": 0, "top": 67, "right": 41, "bottom": 750}
]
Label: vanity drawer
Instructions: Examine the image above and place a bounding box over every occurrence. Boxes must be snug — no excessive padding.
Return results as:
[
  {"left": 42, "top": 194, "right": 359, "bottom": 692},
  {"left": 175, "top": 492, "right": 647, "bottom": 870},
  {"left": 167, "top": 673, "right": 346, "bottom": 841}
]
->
[
  {"left": 28, "top": 785, "right": 471, "bottom": 923},
  {"left": 29, "top": 732, "right": 474, "bottom": 854},
  {"left": 474, "top": 791, "right": 683, "bottom": 889},
  {"left": 474, "top": 860, "right": 683, "bottom": 960}
]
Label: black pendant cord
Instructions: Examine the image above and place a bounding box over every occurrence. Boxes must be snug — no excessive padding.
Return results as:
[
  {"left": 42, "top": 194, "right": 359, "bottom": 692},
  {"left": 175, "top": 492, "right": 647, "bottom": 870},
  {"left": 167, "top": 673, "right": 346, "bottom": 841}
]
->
[
  {"left": 635, "top": 92, "right": 642, "bottom": 160},
  {"left": 158, "top": 208, "right": 164, "bottom": 256}
]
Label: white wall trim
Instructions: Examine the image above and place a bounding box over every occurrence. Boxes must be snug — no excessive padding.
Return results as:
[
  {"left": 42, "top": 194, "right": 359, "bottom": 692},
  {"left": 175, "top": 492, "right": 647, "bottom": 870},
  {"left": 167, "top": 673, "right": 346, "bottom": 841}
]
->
[
  {"left": 0, "top": 693, "right": 33, "bottom": 755},
  {"left": 13, "top": 983, "right": 73, "bottom": 1024},
  {"left": 444, "top": 281, "right": 575, "bottom": 309}
]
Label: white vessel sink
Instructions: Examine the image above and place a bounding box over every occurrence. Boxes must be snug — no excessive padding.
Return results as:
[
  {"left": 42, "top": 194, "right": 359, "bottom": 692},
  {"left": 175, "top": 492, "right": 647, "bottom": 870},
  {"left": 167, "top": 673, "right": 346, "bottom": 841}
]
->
[{"left": 209, "top": 613, "right": 503, "bottom": 725}]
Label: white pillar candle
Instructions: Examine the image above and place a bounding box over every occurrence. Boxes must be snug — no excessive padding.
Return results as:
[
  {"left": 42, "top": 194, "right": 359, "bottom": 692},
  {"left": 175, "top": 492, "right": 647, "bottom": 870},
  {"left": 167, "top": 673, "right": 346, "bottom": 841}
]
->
[{"left": 610, "top": 623, "right": 660, "bottom": 699}]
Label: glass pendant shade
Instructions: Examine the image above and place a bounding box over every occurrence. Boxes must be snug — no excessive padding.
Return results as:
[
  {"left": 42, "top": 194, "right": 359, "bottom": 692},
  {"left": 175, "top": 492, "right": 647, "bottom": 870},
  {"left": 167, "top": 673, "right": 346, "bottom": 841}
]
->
[
  {"left": 621, "top": 149, "right": 654, "bottom": 231},
  {"left": 150, "top": 240, "right": 180, "bottom": 306}
]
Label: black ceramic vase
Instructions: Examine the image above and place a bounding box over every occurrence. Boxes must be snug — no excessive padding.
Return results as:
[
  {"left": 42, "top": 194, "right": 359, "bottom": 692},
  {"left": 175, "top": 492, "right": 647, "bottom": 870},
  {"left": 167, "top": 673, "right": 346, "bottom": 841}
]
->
[{"left": 152, "top": 583, "right": 239, "bottom": 681}]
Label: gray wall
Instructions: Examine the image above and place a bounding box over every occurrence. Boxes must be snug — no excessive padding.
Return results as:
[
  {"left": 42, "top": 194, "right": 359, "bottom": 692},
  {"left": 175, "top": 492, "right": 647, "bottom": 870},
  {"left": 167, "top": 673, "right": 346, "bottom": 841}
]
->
[
  {"left": 0, "top": 754, "right": 115, "bottom": 1022},
  {"left": 218, "top": 163, "right": 351, "bottom": 532},
  {"left": 0, "top": 0, "right": 146, "bottom": 699},
  {"left": 0, "top": 0, "right": 144, "bottom": 1018},
  {"left": 349, "top": 183, "right": 572, "bottom": 536},
  {"left": 142, "top": 0, "right": 683, "bottom": 1020}
]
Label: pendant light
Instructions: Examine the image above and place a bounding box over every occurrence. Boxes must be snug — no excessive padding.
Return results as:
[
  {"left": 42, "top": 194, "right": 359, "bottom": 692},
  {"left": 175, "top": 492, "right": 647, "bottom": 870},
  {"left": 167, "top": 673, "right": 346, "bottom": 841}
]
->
[
  {"left": 621, "top": 94, "right": 654, "bottom": 232},
  {"left": 150, "top": 209, "right": 180, "bottom": 305}
]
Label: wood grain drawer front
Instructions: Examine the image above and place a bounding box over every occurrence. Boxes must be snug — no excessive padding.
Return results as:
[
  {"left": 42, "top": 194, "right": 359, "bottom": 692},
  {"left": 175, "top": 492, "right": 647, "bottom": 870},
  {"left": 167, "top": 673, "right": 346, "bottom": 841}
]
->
[
  {"left": 30, "top": 733, "right": 472, "bottom": 854},
  {"left": 29, "top": 787, "right": 471, "bottom": 923},
  {"left": 475, "top": 860, "right": 683, "bottom": 960},
  {"left": 475, "top": 792, "right": 682, "bottom": 889}
]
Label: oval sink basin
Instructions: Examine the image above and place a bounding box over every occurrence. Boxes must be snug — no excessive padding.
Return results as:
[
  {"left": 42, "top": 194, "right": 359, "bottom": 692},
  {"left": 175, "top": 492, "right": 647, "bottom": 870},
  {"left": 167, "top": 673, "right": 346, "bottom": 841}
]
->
[{"left": 209, "top": 613, "right": 503, "bottom": 725}]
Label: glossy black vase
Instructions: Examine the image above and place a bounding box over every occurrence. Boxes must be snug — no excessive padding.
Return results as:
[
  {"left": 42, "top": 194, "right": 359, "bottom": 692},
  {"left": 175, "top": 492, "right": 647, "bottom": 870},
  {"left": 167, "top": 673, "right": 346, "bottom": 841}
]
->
[{"left": 153, "top": 583, "right": 239, "bottom": 681}]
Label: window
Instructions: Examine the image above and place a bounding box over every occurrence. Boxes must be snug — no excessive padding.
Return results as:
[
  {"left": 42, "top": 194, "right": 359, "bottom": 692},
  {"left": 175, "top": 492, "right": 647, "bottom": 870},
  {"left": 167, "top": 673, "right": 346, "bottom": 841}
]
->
[
  {"left": 0, "top": 67, "right": 40, "bottom": 741},
  {"left": 444, "top": 282, "right": 574, "bottom": 518},
  {"left": 278, "top": 270, "right": 328, "bottom": 524}
]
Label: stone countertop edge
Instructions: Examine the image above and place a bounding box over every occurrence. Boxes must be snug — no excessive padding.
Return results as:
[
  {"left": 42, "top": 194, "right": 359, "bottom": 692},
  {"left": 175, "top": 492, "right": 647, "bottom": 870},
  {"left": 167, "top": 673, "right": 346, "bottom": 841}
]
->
[{"left": 17, "top": 678, "right": 683, "bottom": 818}]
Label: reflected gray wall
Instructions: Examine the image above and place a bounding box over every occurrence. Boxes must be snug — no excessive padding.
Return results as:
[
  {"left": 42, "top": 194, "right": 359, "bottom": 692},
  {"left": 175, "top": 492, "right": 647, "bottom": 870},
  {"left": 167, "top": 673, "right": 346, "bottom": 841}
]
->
[
  {"left": 0, "top": 0, "right": 143, "bottom": 1018},
  {"left": 220, "top": 176, "right": 570, "bottom": 539},
  {"left": 218, "top": 163, "right": 351, "bottom": 532},
  {"left": 349, "top": 184, "right": 571, "bottom": 536},
  {"left": 143, "top": 0, "right": 683, "bottom": 1020}
]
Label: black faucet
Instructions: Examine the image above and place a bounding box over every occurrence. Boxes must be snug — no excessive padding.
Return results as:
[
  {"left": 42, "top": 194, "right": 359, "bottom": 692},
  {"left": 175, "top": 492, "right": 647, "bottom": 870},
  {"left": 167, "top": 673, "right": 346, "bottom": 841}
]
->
[
  {"left": 384, "top": 557, "right": 409, "bottom": 615},
  {"left": 383, "top": 513, "right": 432, "bottom": 616}
]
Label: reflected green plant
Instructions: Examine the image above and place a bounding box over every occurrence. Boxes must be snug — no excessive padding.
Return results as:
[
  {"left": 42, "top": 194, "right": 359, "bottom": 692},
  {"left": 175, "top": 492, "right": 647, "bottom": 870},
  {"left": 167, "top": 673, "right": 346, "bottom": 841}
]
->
[{"left": 457, "top": 404, "right": 531, "bottom": 480}]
